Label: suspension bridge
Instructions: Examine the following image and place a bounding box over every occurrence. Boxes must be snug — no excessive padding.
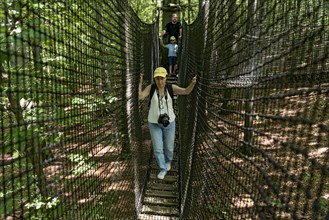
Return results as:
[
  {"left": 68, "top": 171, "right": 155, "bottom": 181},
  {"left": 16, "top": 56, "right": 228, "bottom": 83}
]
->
[{"left": 1, "top": 0, "right": 328, "bottom": 219}]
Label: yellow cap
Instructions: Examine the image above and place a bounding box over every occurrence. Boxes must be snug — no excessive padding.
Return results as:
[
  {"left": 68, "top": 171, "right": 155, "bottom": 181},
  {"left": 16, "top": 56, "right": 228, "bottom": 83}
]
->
[
  {"left": 170, "top": 36, "right": 176, "bottom": 40},
  {"left": 153, "top": 67, "right": 167, "bottom": 78}
]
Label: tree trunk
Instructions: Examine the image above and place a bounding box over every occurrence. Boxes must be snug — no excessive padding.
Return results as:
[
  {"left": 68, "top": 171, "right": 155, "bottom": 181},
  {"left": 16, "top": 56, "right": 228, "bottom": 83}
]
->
[
  {"left": 220, "top": 0, "right": 237, "bottom": 112},
  {"left": 242, "top": 0, "right": 258, "bottom": 155},
  {"left": 3, "top": 6, "right": 49, "bottom": 196}
]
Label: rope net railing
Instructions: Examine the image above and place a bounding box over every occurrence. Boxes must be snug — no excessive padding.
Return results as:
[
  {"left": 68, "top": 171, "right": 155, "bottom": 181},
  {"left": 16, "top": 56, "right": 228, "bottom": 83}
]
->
[
  {"left": 1, "top": 0, "right": 157, "bottom": 219},
  {"left": 178, "top": 0, "right": 328, "bottom": 219}
]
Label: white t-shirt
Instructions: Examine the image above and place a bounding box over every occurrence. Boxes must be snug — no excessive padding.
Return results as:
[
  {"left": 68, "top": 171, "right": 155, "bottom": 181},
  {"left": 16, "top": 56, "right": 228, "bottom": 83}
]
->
[{"left": 148, "top": 89, "right": 176, "bottom": 123}]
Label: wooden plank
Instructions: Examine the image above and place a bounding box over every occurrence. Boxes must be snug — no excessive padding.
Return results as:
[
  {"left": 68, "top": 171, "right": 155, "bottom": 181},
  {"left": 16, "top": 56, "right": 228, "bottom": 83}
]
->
[
  {"left": 146, "top": 189, "right": 178, "bottom": 198},
  {"left": 151, "top": 158, "right": 178, "bottom": 165},
  {"left": 138, "top": 214, "right": 179, "bottom": 220},
  {"left": 142, "top": 205, "right": 179, "bottom": 216},
  {"left": 151, "top": 162, "right": 178, "bottom": 172},
  {"left": 144, "top": 196, "right": 178, "bottom": 206},
  {"left": 149, "top": 173, "right": 177, "bottom": 183},
  {"left": 148, "top": 183, "right": 178, "bottom": 191},
  {"left": 151, "top": 167, "right": 179, "bottom": 173}
]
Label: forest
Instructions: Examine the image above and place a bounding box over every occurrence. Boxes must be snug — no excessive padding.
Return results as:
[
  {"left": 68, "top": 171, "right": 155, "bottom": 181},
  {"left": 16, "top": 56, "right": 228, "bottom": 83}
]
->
[{"left": 0, "top": 0, "right": 328, "bottom": 219}]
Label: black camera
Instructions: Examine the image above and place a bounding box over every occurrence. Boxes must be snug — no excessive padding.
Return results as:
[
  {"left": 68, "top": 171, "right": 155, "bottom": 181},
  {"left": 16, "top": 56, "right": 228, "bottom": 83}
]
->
[{"left": 158, "top": 113, "right": 170, "bottom": 127}]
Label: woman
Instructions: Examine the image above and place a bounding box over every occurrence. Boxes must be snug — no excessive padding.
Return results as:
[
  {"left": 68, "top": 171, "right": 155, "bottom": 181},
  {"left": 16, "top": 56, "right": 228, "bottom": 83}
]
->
[{"left": 139, "top": 67, "right": 197, "bottom": 179}]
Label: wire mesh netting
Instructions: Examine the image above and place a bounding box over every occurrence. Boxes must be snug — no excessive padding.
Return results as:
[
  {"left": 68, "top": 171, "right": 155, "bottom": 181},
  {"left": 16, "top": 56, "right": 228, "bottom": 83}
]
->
[
  {"left": 1, "top": 0, "right": 157, "bottom": 219},
  {"left": 178, "top": 0, "right": 328, "bottom": 219},
  {"left": 1, "top": 0, "right": 329, "bottom": 219}
]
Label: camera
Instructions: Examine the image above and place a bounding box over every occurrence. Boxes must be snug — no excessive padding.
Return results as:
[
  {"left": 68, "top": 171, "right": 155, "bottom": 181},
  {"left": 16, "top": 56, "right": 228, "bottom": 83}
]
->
[{"left": 158, "top": 113, "right": 170, "bottom": 127}]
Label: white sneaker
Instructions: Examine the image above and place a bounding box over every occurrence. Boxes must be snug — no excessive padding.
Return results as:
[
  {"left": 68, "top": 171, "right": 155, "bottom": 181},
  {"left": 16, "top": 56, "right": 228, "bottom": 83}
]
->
[
  {"left": 166, "top": 163, "right": 171, "bottom": 171},
  {"left": 157, "top": 170, "right": 167, "bottom": 179}
]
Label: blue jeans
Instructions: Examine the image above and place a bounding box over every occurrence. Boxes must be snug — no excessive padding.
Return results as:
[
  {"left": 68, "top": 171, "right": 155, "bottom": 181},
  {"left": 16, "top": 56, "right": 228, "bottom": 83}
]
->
[{"left": 148, "top": 121, "right": 176, "bottom": 171}]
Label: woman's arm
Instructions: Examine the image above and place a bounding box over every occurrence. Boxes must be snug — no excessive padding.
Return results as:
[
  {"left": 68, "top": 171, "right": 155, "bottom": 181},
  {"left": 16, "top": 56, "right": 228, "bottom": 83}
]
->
[
  {"left": 139, "top": 74, "right": 151, "bottom": 100},
  {"left": 172, "top": 76, "right": 197, "bottom": 95}
]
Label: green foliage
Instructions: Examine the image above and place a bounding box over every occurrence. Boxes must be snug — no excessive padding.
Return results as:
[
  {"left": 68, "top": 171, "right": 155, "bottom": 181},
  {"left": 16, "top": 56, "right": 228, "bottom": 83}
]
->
[
  {"left": 0, "top": 0, "right": 131, "bottom": 219},
  {"left": 24, "top": 196, "right": 60, "bottom": 220},
  {"left": 128, "top": 0, "right": 157, "bottom": 23},
  {"left": 206, "top": 200, "right": 231, "bottom": 219},
  {"left": 318, "top": 196, "right": 329, "bottom": 214},
  {"left": 0, "top": 162, "right": 38, "bottom": 218},
  {"left": 2, "top": 103, "right": 64, "bottom": 154},
  {"left": 68, "top": 153, "right": 96, "bottom": 176},
  {"left": 180, "top": 0, "right": 199, "bottom": 24},
  {"left": 128, "top": 0, "right": 199, "bottom": 24}
]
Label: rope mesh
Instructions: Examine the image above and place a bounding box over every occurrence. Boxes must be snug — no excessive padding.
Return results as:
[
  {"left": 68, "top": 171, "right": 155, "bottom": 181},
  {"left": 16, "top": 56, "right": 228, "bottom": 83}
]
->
[
  {"left": 179, "top": 0, "right": 328, "bottom": 219},
  {"left": 1, "top": 0, "right": 328, "bottom": 219},
  {"left": 1, "top": 0, "right": 156, "bottom": 219}
]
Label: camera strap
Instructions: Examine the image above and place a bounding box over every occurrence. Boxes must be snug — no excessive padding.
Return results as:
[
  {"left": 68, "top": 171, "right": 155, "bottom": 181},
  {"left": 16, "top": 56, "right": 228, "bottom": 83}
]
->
[{"left": 157, "top": 89, "right": 169, "bottom": 114}]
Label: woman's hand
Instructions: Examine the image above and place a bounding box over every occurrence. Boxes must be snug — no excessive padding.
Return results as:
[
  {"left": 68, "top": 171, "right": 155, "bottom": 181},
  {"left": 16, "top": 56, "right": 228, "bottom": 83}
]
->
[
  {"left": 191, "top": 75, "right": 197, "bottom": 85},
  {"left": 139, "top": 73, "right": 144, "bottom": 84},
  {"left": 172, "top": 75, "right": 197, "bottom": 95}
]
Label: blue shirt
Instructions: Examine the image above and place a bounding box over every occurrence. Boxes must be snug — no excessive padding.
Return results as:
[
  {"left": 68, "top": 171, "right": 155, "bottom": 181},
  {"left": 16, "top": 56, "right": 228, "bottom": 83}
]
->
[{"left": 165, "top": 44, "right": 178, "bottom": 57}]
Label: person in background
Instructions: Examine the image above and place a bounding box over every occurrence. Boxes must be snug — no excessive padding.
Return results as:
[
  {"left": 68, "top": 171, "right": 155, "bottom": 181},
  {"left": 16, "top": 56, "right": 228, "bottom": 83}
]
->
[
  {"left": 160, "top": 36, "right": 178, "bottom": 77},
  {"left": 139, "top": 67, "right": 197, "bottom": 180},
  {"left": 161, "top": 13, "right": 182, "bottom": 44}
]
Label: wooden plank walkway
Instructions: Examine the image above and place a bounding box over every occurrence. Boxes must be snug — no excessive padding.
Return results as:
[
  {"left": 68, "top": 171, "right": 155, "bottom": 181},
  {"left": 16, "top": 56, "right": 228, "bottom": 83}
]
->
[
  {"left": 138, "top": 75, "right": 179, "bottom": 220},
  {"left": 138, "top": 157, "right": 179, "bottom": 219}
]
